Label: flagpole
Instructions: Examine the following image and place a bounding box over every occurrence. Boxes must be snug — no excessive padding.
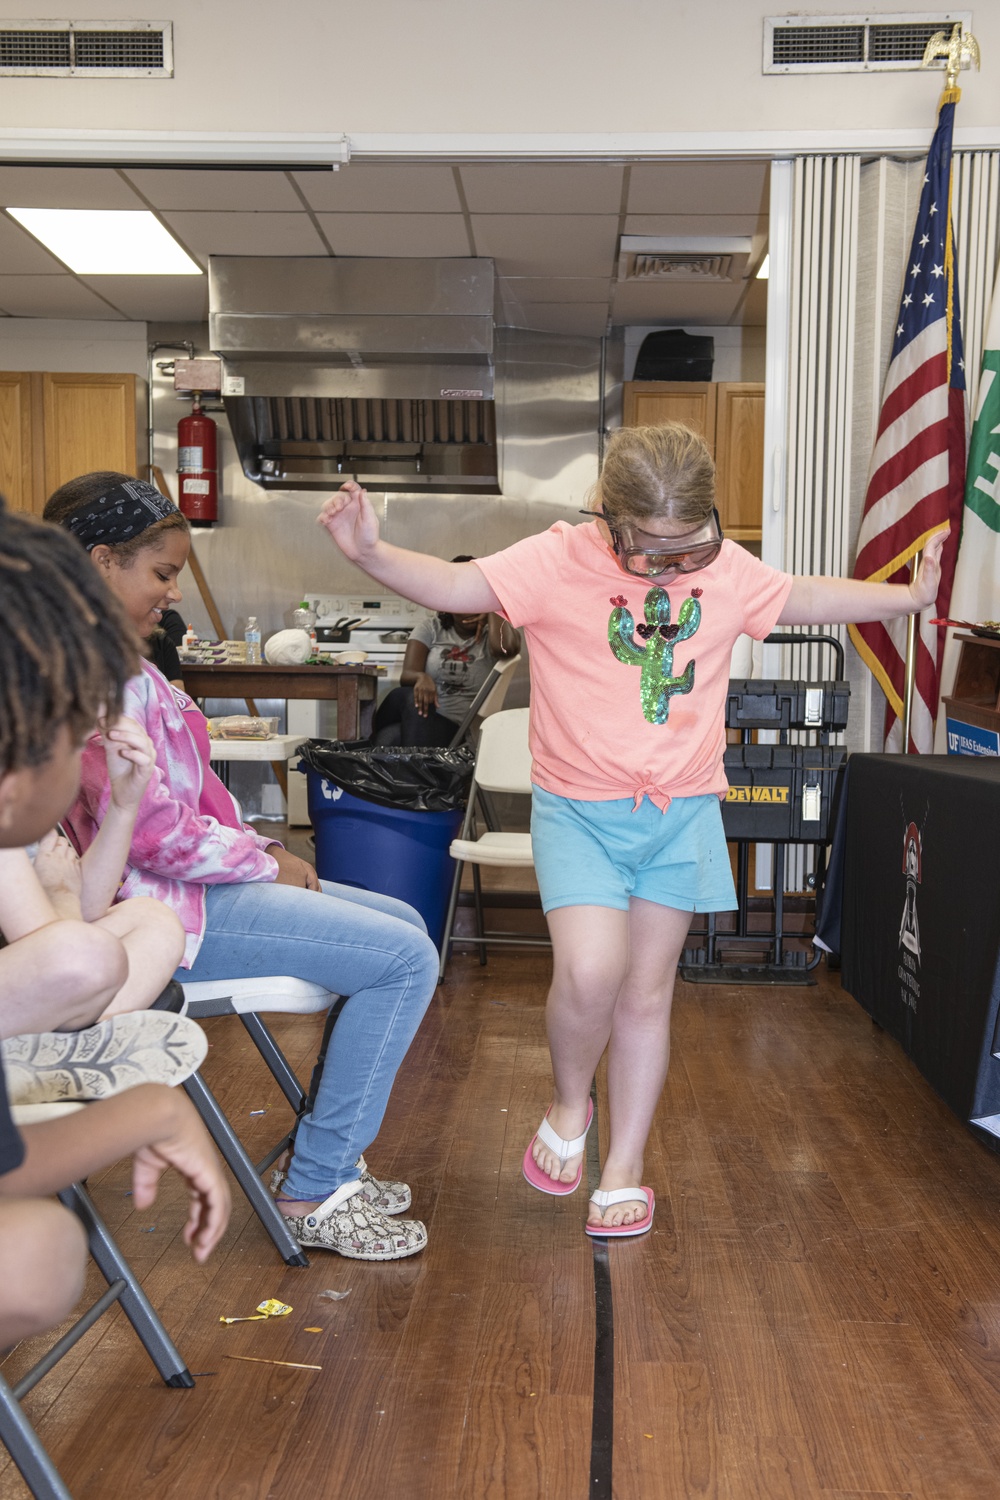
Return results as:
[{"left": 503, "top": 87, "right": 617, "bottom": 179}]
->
[{"left": 901, "top": 550, "right": 921, "bottom": 753}]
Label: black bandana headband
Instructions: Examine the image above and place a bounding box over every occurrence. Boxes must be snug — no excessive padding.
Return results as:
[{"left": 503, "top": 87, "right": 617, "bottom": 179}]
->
[{"left": 64, "top": 479, "right": 178, "bottom": 551}]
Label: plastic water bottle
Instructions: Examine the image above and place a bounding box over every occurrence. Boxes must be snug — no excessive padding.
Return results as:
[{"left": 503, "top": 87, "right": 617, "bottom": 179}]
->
[{"left": 244, "top": 616, "right": 261, "bottom": 665}]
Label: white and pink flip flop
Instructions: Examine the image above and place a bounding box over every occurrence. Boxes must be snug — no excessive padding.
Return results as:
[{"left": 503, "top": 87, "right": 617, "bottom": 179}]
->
[
  {"left": 522, "top": 1099, "right": 594, "bottom": 1196},
  {"left": 585, "top": 1186, "right": 655, "bottom": 1238}
]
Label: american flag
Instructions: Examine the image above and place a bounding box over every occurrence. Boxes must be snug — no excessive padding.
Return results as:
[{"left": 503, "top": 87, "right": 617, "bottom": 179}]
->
[{"left": 848, "top": 92, "right": 967, "bottom": 753}]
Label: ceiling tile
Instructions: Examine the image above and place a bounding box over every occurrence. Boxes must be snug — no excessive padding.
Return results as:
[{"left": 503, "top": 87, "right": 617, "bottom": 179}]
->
[
  {"left": 160, "top": 211, "right": 327, "bottom": 262},
  {"left": 0, "top": 276, "right": 125, "bottom": 319},
  {"left": 610, "top": 281, "right": 745, "bottom": 326},
  {"left": 623, "top": 213, "right": 768, "bottom": 237},
  {"left": 316, "top": 213, "right": 471, "bottom": 257},
  {"left": 78, "top": 275, "right": 210, "bottom": 322},
  {"left": 504, "top": 303, "right": 610, "bottom": 338},
  {"left": 627, "top": 161, "right": 770, "bottom": 217},
  {"left": 471, "top": 215, "right": 619, "bottom": 278},
  {"left": 0, "top": 213, "right": 67, "bottom": 273},
  {"left": 293, "top": 164, "right": 462, "bottom": 213},
  {"left": 124, "top": 168, "right": 302, "bottom": 212},
  {"left": 499, "top": 276, "right": 611, "bottom": 303},
  {"left": 460, "top": 163, "right": 624, "bottom": 215},
  {"left": 0, "top": 167, "right": 144, "bottom": 210}
]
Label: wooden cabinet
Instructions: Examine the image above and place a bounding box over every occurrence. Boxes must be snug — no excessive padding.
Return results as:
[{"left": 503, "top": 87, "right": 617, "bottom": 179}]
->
[
  {"left": 622, "top": 379, "right": 764, "bottom": 542},
  {"left": 0, "top": 371, "right": 141, "bottom": 516}
]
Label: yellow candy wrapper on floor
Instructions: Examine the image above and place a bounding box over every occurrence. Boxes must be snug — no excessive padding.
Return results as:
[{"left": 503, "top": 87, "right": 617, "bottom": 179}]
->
[{"left": 220, "top": 1298, "right": 293, "bottom": 1324}]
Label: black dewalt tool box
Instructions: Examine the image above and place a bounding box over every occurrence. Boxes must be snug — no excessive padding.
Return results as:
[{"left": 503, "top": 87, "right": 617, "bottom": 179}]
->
[
  {"left": 722, "top": 745, "right": 847, "bottom": 843},
  {"left": 725, "top": 679, "right": 850, "bottom": 734}
]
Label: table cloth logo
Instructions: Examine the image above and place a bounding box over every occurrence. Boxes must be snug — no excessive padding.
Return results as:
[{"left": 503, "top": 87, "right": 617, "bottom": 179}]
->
[{"left": 899, "top": 820, "right": 922, "bottom": 959}]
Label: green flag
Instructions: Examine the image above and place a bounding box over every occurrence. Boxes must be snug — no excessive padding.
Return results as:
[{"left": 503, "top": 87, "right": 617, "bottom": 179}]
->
[
  {"left": 936, "top": 264, "right": 1000, "bottom": 744},
  {"left": 951, "top": 264, "right": 1000, "bottom": 617}
]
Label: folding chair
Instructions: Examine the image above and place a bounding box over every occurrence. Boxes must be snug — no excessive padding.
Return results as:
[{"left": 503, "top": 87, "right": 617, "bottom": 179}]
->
[
  {"left": 180, "top": 977, "right": 339, "bottom": 1268},
  {"left": 437, "top": 707, "right": 550, "bottom": 980},
  {"left": 0, "top": 1102, "right": 194, "bottom": 1500},
  {"left": 445, "top": 653, "right": 522, "bottom": 750}
]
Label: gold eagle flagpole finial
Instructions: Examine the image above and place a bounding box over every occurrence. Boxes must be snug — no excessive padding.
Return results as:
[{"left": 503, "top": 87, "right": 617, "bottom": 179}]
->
[{"left": 920, "top": 21, "right": 980, "bottom": 95}]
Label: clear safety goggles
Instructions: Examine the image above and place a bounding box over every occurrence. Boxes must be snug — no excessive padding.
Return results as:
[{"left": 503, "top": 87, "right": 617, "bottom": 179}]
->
[{"left": 582, "top": 507, "right": 724, "bottom": 579}]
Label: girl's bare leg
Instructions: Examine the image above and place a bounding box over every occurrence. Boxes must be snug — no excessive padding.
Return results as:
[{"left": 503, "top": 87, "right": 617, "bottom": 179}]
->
[
  {"left": 590, "top": 898, "right": 692, "bottom": 1230},
  {"left": 0, "top": 923, "right": 127, "bottom": 1037},
  {"left": 530, "top": 904, "right": 630, "bottom": 1186},
  {"left": 0, "top": 1199, "right": 87, "bottom": 1345},
  {"left": 93, "top": 898, "right": 186, "bottom": 1016}
]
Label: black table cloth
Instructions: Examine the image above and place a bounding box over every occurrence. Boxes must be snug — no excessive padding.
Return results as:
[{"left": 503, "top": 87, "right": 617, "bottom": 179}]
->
[{"left": 837, "top": 754, "right": 1000, "bottom": 1141}]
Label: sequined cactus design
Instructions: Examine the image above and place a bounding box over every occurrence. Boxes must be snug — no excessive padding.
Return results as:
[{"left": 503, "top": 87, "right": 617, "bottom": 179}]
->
[{"left": 607, "top": 587, "right": 703, "bottom": 724}]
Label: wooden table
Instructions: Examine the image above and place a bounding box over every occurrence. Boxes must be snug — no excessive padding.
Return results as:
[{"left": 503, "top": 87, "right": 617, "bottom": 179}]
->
[{"left": 180, "top": 663, "right": 380, "bottom": 741}]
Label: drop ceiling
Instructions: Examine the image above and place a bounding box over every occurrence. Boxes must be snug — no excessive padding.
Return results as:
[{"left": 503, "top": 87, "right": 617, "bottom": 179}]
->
[{"left": 0, "top": 158, "right": 769, "bottom": 334}]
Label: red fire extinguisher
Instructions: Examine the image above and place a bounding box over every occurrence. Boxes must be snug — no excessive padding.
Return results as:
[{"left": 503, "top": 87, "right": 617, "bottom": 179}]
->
[{"left": 177, "top": 395, "right": 218, "bottom": 526}]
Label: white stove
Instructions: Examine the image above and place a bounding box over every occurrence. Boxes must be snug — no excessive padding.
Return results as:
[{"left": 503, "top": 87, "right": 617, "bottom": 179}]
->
[{"left": 312, "top": 593, "right": 422, "bottom": 689}]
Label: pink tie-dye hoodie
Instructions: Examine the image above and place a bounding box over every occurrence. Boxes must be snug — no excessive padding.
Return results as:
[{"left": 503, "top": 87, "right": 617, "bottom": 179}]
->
[{"left": 65, "top": 664, "right": 279, "bottom": 967}]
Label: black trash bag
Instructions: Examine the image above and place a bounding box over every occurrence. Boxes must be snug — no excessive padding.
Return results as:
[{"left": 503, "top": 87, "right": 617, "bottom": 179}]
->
[{"left": 298, "top": 739, "right": 475, "bottom": 813}]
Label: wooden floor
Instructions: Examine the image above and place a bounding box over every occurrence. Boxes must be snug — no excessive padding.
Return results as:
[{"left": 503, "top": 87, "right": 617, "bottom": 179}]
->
[{"left": 5, "top": 934, "right": 1000, "bottom": 1497}]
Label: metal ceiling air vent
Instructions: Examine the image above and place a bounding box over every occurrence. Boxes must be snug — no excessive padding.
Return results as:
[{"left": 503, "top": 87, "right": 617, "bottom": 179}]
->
[
  {"left": 618, "top": 237, "right": 752, "bottom": 284},
  {"left": 628, "top": 254, "right": 735, "bottom": 281},
  {"left": 764, "top": 12, "right": 971, "bottom": 73},
  {"left": 0, "top": 20, "right": 172, "bottom": 77}
]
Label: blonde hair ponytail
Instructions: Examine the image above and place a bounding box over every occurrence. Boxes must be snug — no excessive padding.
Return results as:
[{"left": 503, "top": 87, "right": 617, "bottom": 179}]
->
[{"left": 595, "top": 423, "right": 716, "bottom": 528}]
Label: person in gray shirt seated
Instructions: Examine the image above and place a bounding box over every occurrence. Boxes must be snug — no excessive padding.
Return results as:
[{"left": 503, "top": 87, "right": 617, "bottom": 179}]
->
[{"left": 373, "top": 556, "right": 519, "bottom": 747}]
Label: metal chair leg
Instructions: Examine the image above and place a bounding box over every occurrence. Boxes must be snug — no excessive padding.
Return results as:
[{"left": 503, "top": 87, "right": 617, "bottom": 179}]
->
[
  {"left": 471, "top": 865, "right": 487, "bottom": 966},
  {"left": 0, "top": 1372, "right": 73, "bottom": 1500},
  {"left": 238, "top": 1013, "right": 307, "bottom": 1112},
  {"left": 438, "top": 856, "right": 465, "bottom": 983},
  {"left": 57, "top": 1185, "right": 194, "bottom": 1388},
  {"left": 181, "top": 1072, "right": 308, "bottom": 1267}
]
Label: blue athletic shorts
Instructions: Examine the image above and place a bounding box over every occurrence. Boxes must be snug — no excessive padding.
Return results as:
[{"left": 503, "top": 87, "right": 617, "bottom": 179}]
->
[{"left": 530, "top": 785, "right": 737, "bottom": 915}]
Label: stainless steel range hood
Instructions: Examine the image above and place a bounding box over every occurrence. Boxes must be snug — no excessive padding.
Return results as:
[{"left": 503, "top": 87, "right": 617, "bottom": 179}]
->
[{"left": 209, "top": 256, "right": 499, "bottom": 494}]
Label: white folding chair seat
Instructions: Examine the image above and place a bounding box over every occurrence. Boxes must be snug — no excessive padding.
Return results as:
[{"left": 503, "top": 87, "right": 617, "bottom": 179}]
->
[
  {"left": 438, "top": 707, "right": 550, "bottom": 980},
  {"left": 449, "top": 831, "right": 533, "bottom": 865},
  {"left": 180, "top": 976, "right": 337, "bottom": 1268},
  {"left": 0, "top": 1103, "right": 193, "bottom": 1500}
]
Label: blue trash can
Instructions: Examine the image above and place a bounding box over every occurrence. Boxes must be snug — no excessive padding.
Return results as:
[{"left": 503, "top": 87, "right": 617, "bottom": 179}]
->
[{"left": 305, "top": 770, "right": 464, "bottom": 949}]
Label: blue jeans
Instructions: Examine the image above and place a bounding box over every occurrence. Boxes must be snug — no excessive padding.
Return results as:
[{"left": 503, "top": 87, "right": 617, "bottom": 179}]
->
[{"left": 178, "top": 880, "right": 438, "bottom": 1202}]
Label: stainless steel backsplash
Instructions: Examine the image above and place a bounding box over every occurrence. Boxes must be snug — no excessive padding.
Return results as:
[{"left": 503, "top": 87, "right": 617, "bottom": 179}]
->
[{"left": 151, "top": 323, "right": 616, "bottom": 644}]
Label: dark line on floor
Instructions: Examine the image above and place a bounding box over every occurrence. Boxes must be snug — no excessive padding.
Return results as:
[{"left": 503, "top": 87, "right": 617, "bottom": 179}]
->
[{"left": 587, "top": 1084, "right": 614, "bottom": 1498}]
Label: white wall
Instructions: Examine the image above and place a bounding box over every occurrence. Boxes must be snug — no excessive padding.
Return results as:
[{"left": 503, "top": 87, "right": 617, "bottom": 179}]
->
[
  {"left": 0, "top": 318, "right": 147, "bottom": 377},
  {"left": 0, "top": 1, "right": 997, "bottom": 144}
]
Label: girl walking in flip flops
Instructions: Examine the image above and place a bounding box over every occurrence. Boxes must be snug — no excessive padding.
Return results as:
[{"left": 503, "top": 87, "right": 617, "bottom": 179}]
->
[{"left": 319, "top": 424, "right": 945, "bottom": 1238}]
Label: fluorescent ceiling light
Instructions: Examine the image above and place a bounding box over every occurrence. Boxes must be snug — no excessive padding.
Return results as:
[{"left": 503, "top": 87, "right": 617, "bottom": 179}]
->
[
  {"left": 756, "top": 253, "right": 770, "bottom": 280},
  {"left": 6, "top": 208, "right": 202, "bottom": 275}
]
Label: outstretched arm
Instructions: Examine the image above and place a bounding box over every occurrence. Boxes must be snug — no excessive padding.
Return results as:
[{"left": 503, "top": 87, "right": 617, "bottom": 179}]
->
[
  {"left": 778, "top": 527, "right": 946, "bottom": 626},
  {"left": 317, "top": 482, "right": 501, "bottom": 614},
  {"left": 2, "top": 1085, "right": 230, "bottom": 1264}
]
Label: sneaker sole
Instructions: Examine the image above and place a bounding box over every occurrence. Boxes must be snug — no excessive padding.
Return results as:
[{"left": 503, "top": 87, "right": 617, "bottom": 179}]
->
[{"left": 2, "top": 1012, "right": 208, "bottom": 1104}]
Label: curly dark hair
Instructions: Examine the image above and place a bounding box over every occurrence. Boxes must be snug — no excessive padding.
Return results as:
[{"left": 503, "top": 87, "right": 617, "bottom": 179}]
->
[
  {"left": 0, "top": 495, "right": 139, "bottom": 772},
  {"left": 43, "top": 470, "right": 189, "bottom": 563}
]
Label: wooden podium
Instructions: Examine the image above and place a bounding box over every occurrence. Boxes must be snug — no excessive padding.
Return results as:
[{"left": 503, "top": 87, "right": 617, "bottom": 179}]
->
[{"left": 943, "top": 632, "right": 1000, "bottom": 750}]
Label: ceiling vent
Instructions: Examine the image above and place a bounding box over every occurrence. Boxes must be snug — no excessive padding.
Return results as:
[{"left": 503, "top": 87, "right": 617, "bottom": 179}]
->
[
  {"left": 0, "top": 20, "right": 172, "bottom": 77},
  {"left": 764, "top": 12, "right": 971, "bottom": 73},
  {"left": 618, "top": 237, "right": 752, "bottom": 284}
]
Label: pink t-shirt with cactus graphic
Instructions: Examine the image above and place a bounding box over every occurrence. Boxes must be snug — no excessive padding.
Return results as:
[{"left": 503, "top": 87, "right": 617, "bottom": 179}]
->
[{"left": 475, "top": 520, "right": 793, "bottom": 811}]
